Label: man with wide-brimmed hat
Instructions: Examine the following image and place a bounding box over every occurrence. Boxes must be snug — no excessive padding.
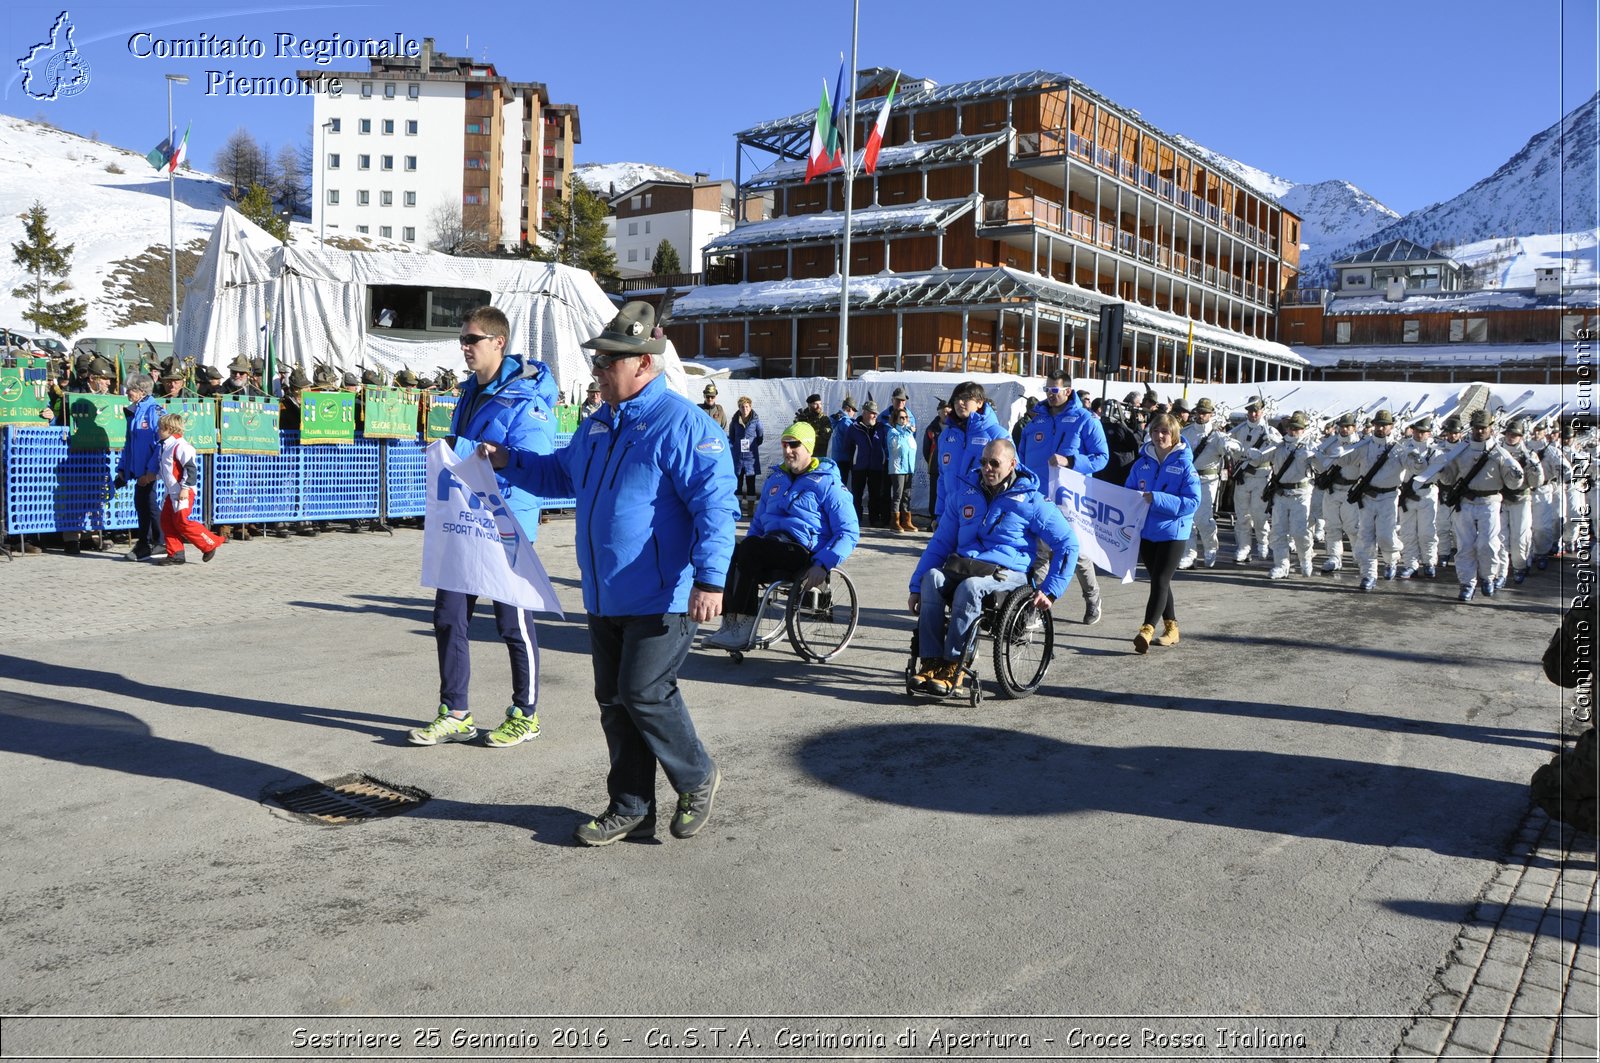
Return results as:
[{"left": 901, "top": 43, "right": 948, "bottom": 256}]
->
[
  {"left": 1178, "top": 397, "right": 1240, "bottom": 569},
  {"left": 483, "top": 300, "right": 734, "bottom": 846},
  {"left": 156, "top": 365, "right": 193, "bottom": 399},
  {"left": 219, "top": 355, "right": 265, "bottom": 397},
  {"left": 1311, "top": 412, "right": 1364, "bottom": 574},
  {"left": 1347, "top": 409, "right": 1407, "bottom": 591},
  {"left": 1394, "top": 414, "right": 1443, "bottom": 579},
  {"left": 1255, "top": 411, "right": 1317, "bottom": 580},
  {"left": 580, "top": 381, "right": 602, "bottom": 418},
  {"left": 698, "top": 381, "right": 727, "bottom": 429},
  {"left": 703, "top": 420, "right": 859, "bottom": 651},
  {"left": 408, "top": 305, "right": 558, "bottom": 751},
  {"left": 1494, "top": 418, "right": 1545, "bottom": 588},
  {"left": 1228, "top": 397, "right": 1278, "bottom": 565},
  {"left": 1428, "top": 408, "right": 1526, "bottom": 601}
]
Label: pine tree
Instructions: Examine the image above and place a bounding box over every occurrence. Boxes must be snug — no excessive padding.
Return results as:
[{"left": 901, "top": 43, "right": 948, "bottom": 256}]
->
[
  {"left": 238, "top": 183, "right": 290, "bottom": 242},
  {"left": 11, "top": 200, "right": 87, "bottom": 338},
  {"left": 530, "top": 177, "right": 618, "bottom": 285},
  {"left": 651, "top": 238, "right": 682, "bottom": 275},
  {"left": 212, "top": 128, "right": 268, "bottom": 201}
]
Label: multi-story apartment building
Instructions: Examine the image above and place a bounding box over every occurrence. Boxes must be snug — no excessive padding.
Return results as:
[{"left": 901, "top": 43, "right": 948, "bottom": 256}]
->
[
  {"left": 610, "top": 176, "right": 737, "bottom": 279},
  {"left": 1279, "top": 240, "right": 1596, "bottom": 383},
  {"left": 303, "top": 38, "right": 579, "bottom": 252},
  {"left": 668, "top": 69, "right": 1306, "bottom": 383}
]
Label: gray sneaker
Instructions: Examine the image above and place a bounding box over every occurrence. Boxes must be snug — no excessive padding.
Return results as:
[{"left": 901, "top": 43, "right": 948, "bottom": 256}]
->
[
  {"left": 670, "top": 764, "right": 721, "bottom": 839},
  {"left": 1083, "top": 599, "right": 1103, "bottom": 626},
  {"left": 574, "top": 807, "right": 657, "bottom": 846}
]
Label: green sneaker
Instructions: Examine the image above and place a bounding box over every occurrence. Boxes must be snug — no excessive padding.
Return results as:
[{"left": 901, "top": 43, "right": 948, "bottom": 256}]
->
[
  {"left": 407, "top": 706, "right": 479, "bottom": 746},
  {"left": 670, "top": 763, "right": 722, "bottom": 839},
  {"left": 483, "top": 707, "right": 540, "bottom": 748}
]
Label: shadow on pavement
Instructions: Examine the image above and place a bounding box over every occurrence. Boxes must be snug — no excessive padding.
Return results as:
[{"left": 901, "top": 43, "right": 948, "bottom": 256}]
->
[
  {"left": 1382, "top": 899, "right": 1597, "bottom": 928},
  {"left": 793, "top": 721, "right": 1524, "bottom": 858}
]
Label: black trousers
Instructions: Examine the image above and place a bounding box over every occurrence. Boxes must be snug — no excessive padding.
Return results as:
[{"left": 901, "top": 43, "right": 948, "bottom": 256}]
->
[
  {"left": 1139, "top": 538, "right": 1185, "bottom": 627},
  {"left": 133, "top": 481, "right": 161, "bottom": 555},
  {"left": 724, "top": 535, "right": 815, "bottom": 615},
  {"left": 852, "top": 468, "right": 886, "bottom": 526}
]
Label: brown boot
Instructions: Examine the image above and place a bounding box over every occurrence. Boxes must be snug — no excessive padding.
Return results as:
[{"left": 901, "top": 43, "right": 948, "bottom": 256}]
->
[
  {"left": 926, "top": 660, "right": 961, "bottom": 695},
  {"left": 1153, "top": 619, "right": 1180, "bottom": 646},
  {"left": 901, "top": 512, "right": 917, "bottom": 532},
  {"left": 912, "top": 657, "right": 943, "bottom": 692},
  {"left": 1133, "top": 624, "right": 1155, "bottom": 654}
]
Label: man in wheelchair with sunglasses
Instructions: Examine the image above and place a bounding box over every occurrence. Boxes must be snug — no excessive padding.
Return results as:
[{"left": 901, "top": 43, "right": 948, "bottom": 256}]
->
[{"left": 908, "top": 438, "right": 1077, "bottom": 696}]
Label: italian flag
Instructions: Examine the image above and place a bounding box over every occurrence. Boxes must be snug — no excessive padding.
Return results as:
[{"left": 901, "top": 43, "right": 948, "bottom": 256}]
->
[
  {"left": 803, "top": 79, "right": 834, "bottom": 183},
  {"left": 861, "top": 74, "right": 899, "bottom": 175},
  {"left": 825, "top": 60, "right": 846, "bottom": 167},
  {"left": 168, "top": 123, "right": 189, "bottom": 172}
]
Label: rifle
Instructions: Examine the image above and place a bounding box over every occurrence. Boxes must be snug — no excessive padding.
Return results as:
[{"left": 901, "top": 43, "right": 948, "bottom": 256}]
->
[
  {"left": 1398, "top": 478, "right": 1420, "bottom": 512},
  {"left": 1347, "top": 442, "right": 1397, "bottom": 507},
  {"left": 1260, "top": 442, "right": 1302, "bottom": 506},
  {"left": 1442, "top": 447, "right": 1497, "bottom": 511}
]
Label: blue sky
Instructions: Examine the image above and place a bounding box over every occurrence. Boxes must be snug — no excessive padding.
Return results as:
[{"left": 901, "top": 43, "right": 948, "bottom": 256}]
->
[{"left": 3, "top": 0, "right": 1596, "bottom": 216}]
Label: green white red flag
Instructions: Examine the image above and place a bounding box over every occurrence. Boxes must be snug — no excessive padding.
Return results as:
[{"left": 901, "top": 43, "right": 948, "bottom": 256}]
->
[
  {"left": 861, "top": 73, "right": 899, "bottom": 175},
  {"left": 804, "top": 79, "right": 834, "bottom": 183}
]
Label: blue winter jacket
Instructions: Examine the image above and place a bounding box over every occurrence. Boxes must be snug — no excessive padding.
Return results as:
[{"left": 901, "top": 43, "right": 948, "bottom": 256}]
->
[
  {"left": 910, "top": 464, "right": 1079, "bottom": 601},
  {"left": 935, "top": 403, "right": 1008, "bottom": 499},
  {"left": 1124, "top": 439, "right": 1201, "bottom": 543},
  {"left": 1017, "top": 393, "right": 1109, "bottom": 481},
  {"left": 828, "top": 411, "right": 855, "bottom": 464},
  {"left": 748, "top": 457, "right": 859, "bottom": 570},
  {"left": 841, "top": 417, "right": 889, "bottom": 472},
  {"left": 729, "top": 412, "right": 764, "bottom": 476},
  {"left": 503, "top": 373, "right": 737, "bottom": 616},
  {"left": 116, "top": 395, "right": 163, "bottom": 481},
  {"left": 449, "top": 356, "right": 556, "bottom": 541},
  {"left": 886, "top": 423, "right": 917, "bottom": 475}
]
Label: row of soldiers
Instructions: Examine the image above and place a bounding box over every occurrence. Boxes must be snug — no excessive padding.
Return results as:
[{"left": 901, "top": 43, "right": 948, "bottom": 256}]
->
[{"left": 1177, "top": 398, "right": 1591, "bottom": 602}]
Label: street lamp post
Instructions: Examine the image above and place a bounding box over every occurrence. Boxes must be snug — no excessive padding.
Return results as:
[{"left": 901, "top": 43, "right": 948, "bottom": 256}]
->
[
  {"left": 164, "top": 72, "right": 188, "bottom": 341},
  {"left": 319, "top": 118, "right": 335, "bottom": 247}
]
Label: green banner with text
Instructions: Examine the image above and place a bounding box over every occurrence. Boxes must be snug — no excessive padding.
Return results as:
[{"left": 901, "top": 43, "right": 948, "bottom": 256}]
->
[
  {"left": 424, "top": 395, "right": 458, "bottom": 441},
  {"left": 362, "top": 386, "right": 420, "bottom": 440},
  {"left": 155, "top": 397, "right": 218, "bottom": 453},
  {"left": 218, "top": 398, "right": 281, "bottom": 455},
  {"left": 67, "top": 393, "right": 127, "bottom": 450},
  {"left": 0, "top": 367, "right": 51, "bottom": 425},
  {"left": 299, "top": 391, "right": 357, "bottom": 445}
]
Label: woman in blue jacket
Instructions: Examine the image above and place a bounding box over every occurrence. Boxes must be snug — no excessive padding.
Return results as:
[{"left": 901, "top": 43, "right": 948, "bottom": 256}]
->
[
  {"left": 728, "top": 396, "right": 763, "bottom": 518},
  {"left": 885, "top": 407, "right": 918, "bottom": 532},
  {"left": 1124, "top": 412, "right": 1200, "bottom": 654}
]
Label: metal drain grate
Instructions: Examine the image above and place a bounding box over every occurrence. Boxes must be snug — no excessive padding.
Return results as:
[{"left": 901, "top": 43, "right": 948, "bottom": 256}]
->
[{"left": 271, "top": 774, "right": 429, "bottom": 824}]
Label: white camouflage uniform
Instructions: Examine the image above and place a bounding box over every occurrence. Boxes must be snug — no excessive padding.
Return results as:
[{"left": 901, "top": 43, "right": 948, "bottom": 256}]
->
[
  {"left": 1311, "top": 419, "right": 1365, "bottom": 572},
  {"left": 1494, "top": 428, "right": 1544, "bottom": 583},
  {"left": 1180, "top": 413, "right": 1238, "bottom": 566},
  {"left": 1228, "top": 409, "right": 1278, "bottom": 563},
  {"left": 1531, "top": 429, "right": 1571, "bottom": 558},
  {"left": 1434, "top": 428, "right": 1527, "bottom": 594},
  {"left": 1254, "top": 423, "right": 1317, "bottom": 578},
  {"left": 1395, "top": 426, "right": 1443, "bottom": 575},
  {"left": 1348, "top": 418, "right": 1406, "bottom": 583}
]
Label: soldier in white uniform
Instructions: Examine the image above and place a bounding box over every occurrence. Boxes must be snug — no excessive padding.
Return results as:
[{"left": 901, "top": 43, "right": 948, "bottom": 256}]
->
[
  {"left": 1179, "top": 397, "right": 1238, "bottom": 569},
  {"left": 1345, "top": 410, "right": 1408, "bottom": 591},
  {"left": 1531, "top": 422, "right": 1571, "bottom": 565},
  {"left": 1432, "top": 408, "right": 1526, "bottom": 602},
  {"left": 1558, "top": 426, "right": 1590, "bottom": 557},
  {"left": 1228, "top": 399, "right": 1277, "bottom": 564},
  {"left": 1433, "top": 415, "right": 1464, "bottom": 566},
  {"left": 1396, "top": 415, "right": 1443, "bottom": 580},
  {"left": 1255, "top": 411, "right": 1317, "bottom": 580},
  {"left": 1311, "top": 412, "right": 1365, "bottom": 573},
  {"left": 1495, "top": 419, "right": 1544, "bottom": 586}
]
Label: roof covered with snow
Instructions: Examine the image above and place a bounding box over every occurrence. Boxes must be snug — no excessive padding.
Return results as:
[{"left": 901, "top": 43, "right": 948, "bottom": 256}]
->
[
  {"left": 742, "top": 132, "right": 1008, "bottom": 188},
  {"left": 1332, "top": 238, "right": 1461, "bottom": 266},
  {"left": 1327, "top": 286, "right": 1599, "bottom": 315},
  {"left": 1294, "top": 341, "right": 1577, "bottom": 369},
  {"left": 703, "top": 196, "right": 979, "bottom": 253}
]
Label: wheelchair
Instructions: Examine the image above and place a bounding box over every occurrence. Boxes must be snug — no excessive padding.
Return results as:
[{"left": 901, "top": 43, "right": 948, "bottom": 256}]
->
[
  {"left": 719, "top": 568, "right": 860, "bottom": 664},
  {"left": 904, "top": 581, "right": 1056, "bottom": 704}
]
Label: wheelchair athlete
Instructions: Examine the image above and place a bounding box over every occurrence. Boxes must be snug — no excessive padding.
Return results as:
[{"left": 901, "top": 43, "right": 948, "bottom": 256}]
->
[
  {"left": 703, "top": 421, "right": 860, "bottom": 651},
  {"left": 908, "top": 438, "right": 1078, "bottom": 694}
]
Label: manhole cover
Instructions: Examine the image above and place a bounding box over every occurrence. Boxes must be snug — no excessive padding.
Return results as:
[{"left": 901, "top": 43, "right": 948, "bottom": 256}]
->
[{"left": 271, "top": 774, "right": 429, "bottom": 824}]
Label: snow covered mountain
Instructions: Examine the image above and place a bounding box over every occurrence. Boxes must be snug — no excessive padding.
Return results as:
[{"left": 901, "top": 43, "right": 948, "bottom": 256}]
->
[
  {"left": 1313, "top": 91, "right": 1600, "bottom": 270},
  {"left": 573, "top": 161, "right": 696, "bottom": 199}
]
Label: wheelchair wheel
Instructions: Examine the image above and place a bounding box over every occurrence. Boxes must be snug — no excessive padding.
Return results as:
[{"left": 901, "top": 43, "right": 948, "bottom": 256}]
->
[
  {"left": 904, "top": 635, "right": 921, "bottom": 700},
  {"left": 752, "top": 582, "right": 790, "bottom": 650},
  {"left": 992, "top": 589, "right": 1055, "bottom": 699},
  {"left": 786, "top": 569, "right": 859, "bottom": 662}
]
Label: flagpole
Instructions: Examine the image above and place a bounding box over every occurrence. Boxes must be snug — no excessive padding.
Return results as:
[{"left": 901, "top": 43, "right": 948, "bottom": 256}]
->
[
  {"left": 836, "top": 2, "right": 860, "bottom": 382},
  {"left": 164, "top": 73, "right": 188, "bottom": 342}
]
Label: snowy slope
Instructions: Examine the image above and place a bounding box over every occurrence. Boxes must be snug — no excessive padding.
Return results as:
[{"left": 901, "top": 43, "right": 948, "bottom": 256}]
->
[
  {"left": 573, "top": 161, "right": 695, "bottom": 199},
  {"left": 1170, "top": 133, "right": 1295, "bottom": 201}
]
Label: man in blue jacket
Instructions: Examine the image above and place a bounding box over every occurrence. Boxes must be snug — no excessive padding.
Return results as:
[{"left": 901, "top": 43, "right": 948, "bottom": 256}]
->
[
  {"left": 936, "top": 381, "right": 1008, "bottom": 508},
  {"left": 909, "top": 439, "right": 1077, "bottom": 695},
  {"left": 842, "top": 399, "right": 890, "bottom": 528},
  {"left": 704, "top": 421, "right": 859, "bottom": 651},
  {"left": 1017, "top": 370, "right": 1111, "bottom": 625},
  {"left": 113, "top": 372, "right": 164, "bottom": 561},
  {"left": 486, "top": 301, "right": 735, "bottom": 846},
  {"left": 408, "top": 306, "right": 557, "bottom": 750}
]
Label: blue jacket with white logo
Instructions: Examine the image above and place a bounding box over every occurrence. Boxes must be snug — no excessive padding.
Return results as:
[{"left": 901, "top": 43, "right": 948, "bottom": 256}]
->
[
  {"left": 449, "top": 355, "right": 556, "bottom": 541},
  {"left": 1017, "top": 393, "right": 1108, "bottom": 480},
  {"left": 503, "top": 373, "right": 737, "bottom": 616},
  {"left": 910, "top": 464, "right": 1079, "bottom": 601},
  {"left": 748, "top": 457, "right": 859, "bottom": 570},
  {"left": 840, "top": 417, "right": 889, "bottom": 472},
  {"left": 1124, "top": 439, "right": 1201, "bottom": 543},
  {"left": 116, "top": 395, "right": 163, "bottom": 481},
  {"left": 886, "top": 423, "right": 917, "bottom": 475},
  {"left": 936, "top": 403, "right": 1008, "bottom": 500}
]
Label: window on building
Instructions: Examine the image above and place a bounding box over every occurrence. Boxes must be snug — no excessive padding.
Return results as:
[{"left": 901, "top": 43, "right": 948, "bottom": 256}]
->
[
  {"left": 466, "top": 85, "right": 485, "bottom": 99},
  {"left": 364, "top": 284, "right": 493, "bottom": 334},
  {"left": 644, "top": 193, "right": 652, "bottom": 207},
  {"left": 464, "top": 193, "right": 480, "bottom": 205},
  {"left": 381, "top": 155, "right": 393, "bottom": 171},
  {"left": 328, "top": 118, "right": 341, "bottom": 133},
  {"left": 380, "top": 191, "right": 393, "bottom": 206},
  {"left": 1462, "top": 317, "right": 1487, "bottom": 342},
  {"left": 627, "top": 222, "right": 638, "bottom": 236},
  {"left": 328, "top": 153, "right": 340, "bottom": 169},
  {"left": 358, "top": 154, "right": 370, "bottom": 170},
  {"left": 382, "top": 119, "right": 394, "bottom": 135},
  {"left": 356, "top": 190, "right": 369, "bottom": 205},
  {"left": 542, "top": 177, "right": 555, "bottom": 189},
  {"left": 380, "top": 225, "right": 392, "bottom": 238},
  {"left": 628, "top": 249, "right": 638, "bottom": 262},
  {"left": 356, "top": 225, "right": 368, "bottom": 234},
  {"left": 1402, "top": 320, "right": 1420, "bottom": 343},
  {"left": 404, "top": 191, "right": 416, "bottom": 207},
  {"left": 360, "top": 82, "right": 372, "bottom": 98},
  {"left": 359, "top": 118, "right": 371, "bottom": 134},
  {"left": 407, "top": 83, "right": 419, "bottom": 100},
  {"left": 465, "top": 123, "right": 482, "bottom": 134},
  {"left": 630, "top": 195, "right": 641, "bottom": 209},
  {"left": 1335, "top": 321, "right": 1351, "bottom": 344},
  {"left": 402, "top": 226, "right": 414, "bottom": 242},
  {"left": 327, "top": 190, "right": 340, "bottom": 205},
  {"left": 645, "top": 220, "right": 651, "bottom": 234},
  {"left": 384, "top": 83, "right": 395, "bottom": 99},
  {"left": 406, "top": 120, "right": 417, "bottom": 135},
  {"left": 404, "top": 156, "right": 417, "bottom": 171}
]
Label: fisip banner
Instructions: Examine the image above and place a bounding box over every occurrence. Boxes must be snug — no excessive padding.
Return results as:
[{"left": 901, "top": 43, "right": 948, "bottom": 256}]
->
[
  {"left": 1049, "top": 465, "right": 1149, "bottom": 583},
  {"left": 421, "top": 441, "right": 563, "bottom": 615}
]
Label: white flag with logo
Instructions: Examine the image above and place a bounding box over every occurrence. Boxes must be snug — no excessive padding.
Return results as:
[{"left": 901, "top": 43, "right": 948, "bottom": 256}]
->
[
  {"left": 1049, "top": 466, "right": 1151, "bottom": 584},
  {"left": 422, "top": 441, "right": 563, "bottom": 615}
]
